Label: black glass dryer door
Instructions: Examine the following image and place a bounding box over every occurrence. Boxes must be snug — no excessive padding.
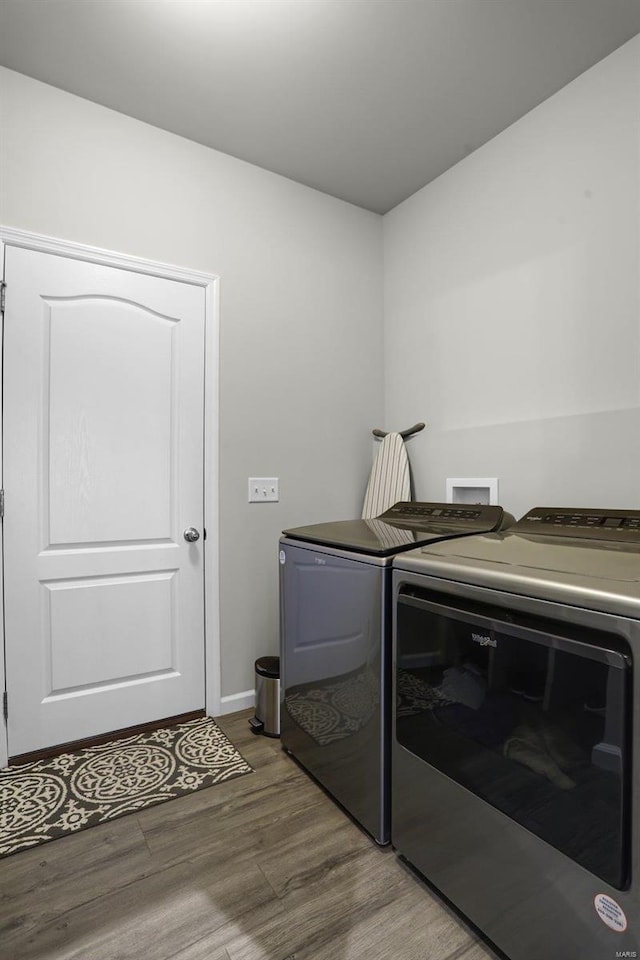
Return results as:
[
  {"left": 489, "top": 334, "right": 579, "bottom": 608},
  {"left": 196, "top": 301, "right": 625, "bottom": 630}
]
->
[{"left": 395, "top": 588, "right": 631, "bottom": 889}]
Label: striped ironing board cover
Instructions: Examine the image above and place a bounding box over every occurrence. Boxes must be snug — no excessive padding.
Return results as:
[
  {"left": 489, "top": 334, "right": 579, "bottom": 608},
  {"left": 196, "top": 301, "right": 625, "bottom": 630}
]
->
[{"left": 362, "top": 431, "right": 411, "bottom": 519}]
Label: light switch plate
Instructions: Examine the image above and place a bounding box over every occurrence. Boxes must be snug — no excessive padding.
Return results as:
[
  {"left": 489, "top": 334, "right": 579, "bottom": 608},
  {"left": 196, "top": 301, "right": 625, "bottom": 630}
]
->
[{"left": 248, "top": 477, "right": 279, "bottom": 502}]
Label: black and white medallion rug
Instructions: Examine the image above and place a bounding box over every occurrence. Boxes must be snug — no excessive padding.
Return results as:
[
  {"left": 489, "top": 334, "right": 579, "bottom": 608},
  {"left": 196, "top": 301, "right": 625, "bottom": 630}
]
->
[{"left": 0, "top": 716, "right": 253, "bottom": 858}]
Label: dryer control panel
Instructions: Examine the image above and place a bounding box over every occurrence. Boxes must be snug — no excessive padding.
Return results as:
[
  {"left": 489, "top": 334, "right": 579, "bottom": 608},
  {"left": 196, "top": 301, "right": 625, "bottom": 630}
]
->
[{"left": 516, "top": 506, "right": 640, "bottom": 541}]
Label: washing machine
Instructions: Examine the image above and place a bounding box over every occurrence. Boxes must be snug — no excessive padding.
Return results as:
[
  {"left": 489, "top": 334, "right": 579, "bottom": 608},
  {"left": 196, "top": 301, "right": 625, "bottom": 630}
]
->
[
  {"left": 279, "top": 501, "right": 512, "bottom": 845},
  {"left": 392, "top": 506, "right": 640, "bottom": 959}
]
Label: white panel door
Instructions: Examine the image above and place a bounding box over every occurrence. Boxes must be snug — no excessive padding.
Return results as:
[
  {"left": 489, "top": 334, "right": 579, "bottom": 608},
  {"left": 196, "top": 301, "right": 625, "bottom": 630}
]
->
[{"left": 3, "top": 245, "right": 206, "bottom": 756}]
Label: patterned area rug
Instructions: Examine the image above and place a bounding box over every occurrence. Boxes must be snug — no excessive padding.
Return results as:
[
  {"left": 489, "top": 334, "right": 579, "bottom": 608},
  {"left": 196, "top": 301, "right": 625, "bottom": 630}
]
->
[{"left": 0, "top": 716, "right": 252, "bottom": 858}]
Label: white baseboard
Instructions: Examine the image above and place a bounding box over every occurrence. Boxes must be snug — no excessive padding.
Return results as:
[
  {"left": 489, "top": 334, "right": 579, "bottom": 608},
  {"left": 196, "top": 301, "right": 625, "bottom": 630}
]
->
[{"left": 218, "top": 689, "right": 255, "bottom": 715}]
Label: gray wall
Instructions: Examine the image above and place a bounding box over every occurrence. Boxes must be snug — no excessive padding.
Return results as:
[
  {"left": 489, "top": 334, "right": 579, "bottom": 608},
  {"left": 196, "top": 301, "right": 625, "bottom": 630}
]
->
[
  {"left": 383, "top": 36, "right": 640, "bottom": 521},
  {"left": 2, "top": 33, "right": 638, "bottom": 705},
  {"left": 0, "top": 67, "right": 384, "bottom": 701}
]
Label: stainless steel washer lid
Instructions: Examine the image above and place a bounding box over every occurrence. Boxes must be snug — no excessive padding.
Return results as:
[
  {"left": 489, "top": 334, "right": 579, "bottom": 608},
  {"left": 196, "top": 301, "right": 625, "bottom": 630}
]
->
[
  {"left": 393, "top": 506, "right": 640, "bottom": 618},
  {"left": 282, "top": 501, "right": 508, "bottom": 557}
]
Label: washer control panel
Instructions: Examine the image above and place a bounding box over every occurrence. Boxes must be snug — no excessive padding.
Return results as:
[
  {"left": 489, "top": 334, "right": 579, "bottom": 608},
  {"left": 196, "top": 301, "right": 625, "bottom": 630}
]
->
[
  {"left": 516, "top": 507, "right": 640, "bottom": 541},
  {"left": 379, "top": 501, "right": 503, "bottom": 529}
]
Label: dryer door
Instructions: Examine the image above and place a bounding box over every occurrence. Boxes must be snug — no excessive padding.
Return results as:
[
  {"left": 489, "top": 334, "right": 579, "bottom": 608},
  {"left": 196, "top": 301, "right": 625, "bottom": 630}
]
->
[{"left": 395, "top": 586, "right": 631, "bottom": 889}]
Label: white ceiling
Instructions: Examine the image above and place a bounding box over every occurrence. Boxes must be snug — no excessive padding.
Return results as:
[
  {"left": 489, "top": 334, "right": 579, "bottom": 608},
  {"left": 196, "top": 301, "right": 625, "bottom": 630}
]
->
[{"left": 1, "top": 0, "right": 639, "bottom": 214}]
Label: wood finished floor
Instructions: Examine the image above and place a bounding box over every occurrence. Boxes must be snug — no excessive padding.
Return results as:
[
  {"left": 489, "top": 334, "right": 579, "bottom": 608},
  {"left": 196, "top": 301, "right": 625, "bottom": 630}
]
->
[{"left": 0, "top": 709, "right": 502, "bottom": 960}]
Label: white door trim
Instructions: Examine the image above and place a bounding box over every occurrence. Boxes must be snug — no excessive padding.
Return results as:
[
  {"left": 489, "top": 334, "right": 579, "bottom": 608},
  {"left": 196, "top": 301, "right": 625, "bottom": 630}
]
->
[{"left": 0, "top": 226, "right": 221, "bottom": 768}]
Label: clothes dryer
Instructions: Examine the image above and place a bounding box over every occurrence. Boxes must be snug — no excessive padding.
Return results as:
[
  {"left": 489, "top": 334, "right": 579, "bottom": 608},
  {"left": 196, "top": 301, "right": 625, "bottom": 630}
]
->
[
  {"left": 279, "top": 501, "right": 511, "bottom": 844},
  {"left": 392, "top": 507, "right": 640, "bottom": 959}
]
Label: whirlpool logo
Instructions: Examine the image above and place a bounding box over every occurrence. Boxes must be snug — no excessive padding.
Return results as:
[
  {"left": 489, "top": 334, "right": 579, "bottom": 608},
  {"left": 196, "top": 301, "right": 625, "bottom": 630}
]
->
[{"left": 471, "top": 632, "right": 496, "bottom": 648}]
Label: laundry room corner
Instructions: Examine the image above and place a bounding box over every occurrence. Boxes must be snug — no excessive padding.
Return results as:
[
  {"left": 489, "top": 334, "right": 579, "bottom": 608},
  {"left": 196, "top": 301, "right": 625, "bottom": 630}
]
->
[{"left": 2, "top": 4, "right": 640, "bottom": 958}]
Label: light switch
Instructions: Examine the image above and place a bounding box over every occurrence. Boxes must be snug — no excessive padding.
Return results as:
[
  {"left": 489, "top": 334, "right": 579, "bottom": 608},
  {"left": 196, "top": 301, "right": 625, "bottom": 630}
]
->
[{"left": 248, "top": 478, "right": 279, "bottom": 502}]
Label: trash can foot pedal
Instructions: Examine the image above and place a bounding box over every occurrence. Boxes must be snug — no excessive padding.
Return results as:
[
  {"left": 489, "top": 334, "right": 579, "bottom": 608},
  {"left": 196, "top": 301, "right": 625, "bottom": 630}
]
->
[{"left": 248, "top": 716, "right": 264, "bottom": 734}]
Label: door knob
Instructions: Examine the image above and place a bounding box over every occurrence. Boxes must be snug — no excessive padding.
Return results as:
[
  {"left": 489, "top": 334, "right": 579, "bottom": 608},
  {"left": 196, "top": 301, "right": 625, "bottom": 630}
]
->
[{"left": 184, "top": 527, "right": 200, "bottom": 543}]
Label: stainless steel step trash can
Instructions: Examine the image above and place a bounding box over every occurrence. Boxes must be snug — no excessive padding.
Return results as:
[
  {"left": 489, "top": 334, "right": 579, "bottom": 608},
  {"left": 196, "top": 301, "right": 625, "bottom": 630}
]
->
[{"left": 249, "top": 656, "right": 280, "bottom": 737}]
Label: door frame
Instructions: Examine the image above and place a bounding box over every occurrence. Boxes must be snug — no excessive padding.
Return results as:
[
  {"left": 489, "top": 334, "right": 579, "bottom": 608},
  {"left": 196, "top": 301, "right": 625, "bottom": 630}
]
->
[{"left": 0, "top": 226, "right": 221, "bottom": 768}]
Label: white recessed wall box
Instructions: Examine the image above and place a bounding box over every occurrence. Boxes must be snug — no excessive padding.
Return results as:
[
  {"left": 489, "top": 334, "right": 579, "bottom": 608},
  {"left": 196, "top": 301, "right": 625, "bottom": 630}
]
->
[{"left": 446, "top": 477, "right": 499, "bottom": 506}]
